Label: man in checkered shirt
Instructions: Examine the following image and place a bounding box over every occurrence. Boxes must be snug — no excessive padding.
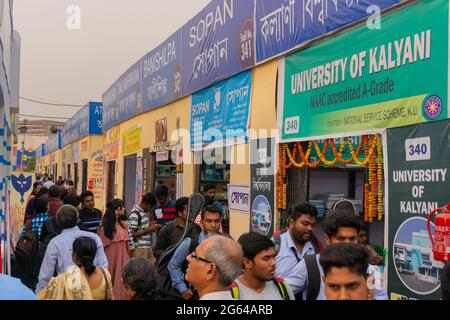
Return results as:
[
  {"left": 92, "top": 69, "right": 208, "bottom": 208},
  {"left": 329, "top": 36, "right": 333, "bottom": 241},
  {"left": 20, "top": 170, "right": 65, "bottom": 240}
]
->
[{"left": 21, "top": 196, "right": 49, "bottom": 240}]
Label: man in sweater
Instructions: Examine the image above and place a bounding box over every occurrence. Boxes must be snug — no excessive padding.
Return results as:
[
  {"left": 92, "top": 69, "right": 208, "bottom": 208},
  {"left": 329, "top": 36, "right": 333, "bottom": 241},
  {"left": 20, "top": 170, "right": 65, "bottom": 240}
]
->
[{"left": 47, "top": 185, "right": 63, "bottom": 216}]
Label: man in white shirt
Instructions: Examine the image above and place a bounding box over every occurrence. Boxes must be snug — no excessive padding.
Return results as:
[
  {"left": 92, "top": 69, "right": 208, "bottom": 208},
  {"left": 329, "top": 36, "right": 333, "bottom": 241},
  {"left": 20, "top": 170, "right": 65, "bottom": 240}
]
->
[
  {"left": 232, "top": 232, "right": 295, "bottom": 300},
  {"left": 185, "top": 235, "right": 243, "bottom": 300}
]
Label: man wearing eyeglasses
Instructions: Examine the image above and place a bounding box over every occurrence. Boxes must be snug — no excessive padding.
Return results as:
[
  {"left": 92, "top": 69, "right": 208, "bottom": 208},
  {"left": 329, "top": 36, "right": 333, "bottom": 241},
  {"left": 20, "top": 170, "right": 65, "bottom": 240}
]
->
[
  {"left": 168, "top": 205, "right": 223, "bottom": 300},
  {"left": 185, "top": 235, "right": 243, "bottom": 300}
]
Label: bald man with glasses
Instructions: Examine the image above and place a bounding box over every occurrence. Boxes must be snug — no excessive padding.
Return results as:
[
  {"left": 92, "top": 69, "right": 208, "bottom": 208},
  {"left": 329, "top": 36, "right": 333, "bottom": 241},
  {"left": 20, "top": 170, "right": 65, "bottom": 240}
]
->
[{"left": 185, "top": 235, "right": 243, "bottom": 300}]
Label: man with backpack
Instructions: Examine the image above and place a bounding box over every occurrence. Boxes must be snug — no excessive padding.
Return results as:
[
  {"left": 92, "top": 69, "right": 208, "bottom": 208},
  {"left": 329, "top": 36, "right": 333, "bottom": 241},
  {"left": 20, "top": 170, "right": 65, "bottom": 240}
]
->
[
  {"left": 284, "top": 210, "right": 388, "bottom": 300},
  {"left": 128, "top": 192, "right": 161, "bottom": 263},
  {"left": 231, "top": 232, "right": 295, "bottom": 300},
  {"left": 154, "top": 196, "right": 202, "bottom": 260},
  {"left": 167, "top": 205, "right": 222, "bottom": 300},
  {"left": 274, "top": 202, "right": 319, "bottom": 297}
]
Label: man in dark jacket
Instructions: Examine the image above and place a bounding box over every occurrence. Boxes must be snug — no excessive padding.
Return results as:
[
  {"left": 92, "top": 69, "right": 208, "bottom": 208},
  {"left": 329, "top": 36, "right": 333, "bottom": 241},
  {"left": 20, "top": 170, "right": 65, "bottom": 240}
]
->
[{"left": 154, "top": 197, "right": 201, "bottom": 259}]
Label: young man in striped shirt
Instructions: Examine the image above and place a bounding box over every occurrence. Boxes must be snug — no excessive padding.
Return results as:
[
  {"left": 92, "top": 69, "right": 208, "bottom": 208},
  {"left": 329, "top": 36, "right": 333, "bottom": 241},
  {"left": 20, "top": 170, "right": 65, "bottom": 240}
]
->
[
  {"left": 78, "top": 190, "right": 103, "bottom": 233},
  {"left": 153, "top": 185, "right": 176, "bottom": 225},
  {"left": 128, "top": 192, "right": 161, "bottom": 264}
]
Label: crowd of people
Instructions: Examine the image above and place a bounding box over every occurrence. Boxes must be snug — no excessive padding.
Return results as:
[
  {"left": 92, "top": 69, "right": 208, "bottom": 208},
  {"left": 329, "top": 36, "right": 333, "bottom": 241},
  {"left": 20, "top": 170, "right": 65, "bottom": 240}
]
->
[{"left": 3, "top": 178, "right": 450, "bottom": 301}]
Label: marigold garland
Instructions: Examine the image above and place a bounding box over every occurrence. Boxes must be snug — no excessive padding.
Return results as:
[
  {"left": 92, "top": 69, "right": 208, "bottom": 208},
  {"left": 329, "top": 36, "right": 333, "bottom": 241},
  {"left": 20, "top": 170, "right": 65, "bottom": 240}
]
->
[{"left": 278, "top": 134, "right": 384, "bottom": 223}]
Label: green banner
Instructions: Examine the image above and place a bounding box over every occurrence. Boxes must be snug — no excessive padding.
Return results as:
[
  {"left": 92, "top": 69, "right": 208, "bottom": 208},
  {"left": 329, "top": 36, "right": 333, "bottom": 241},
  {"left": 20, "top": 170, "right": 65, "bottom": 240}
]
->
[
  {"left": 281, "top": 0, "right": 448, "bottom": 141},
  {"left": 387, "top": 119, "right": 450, "bottom": 300}
]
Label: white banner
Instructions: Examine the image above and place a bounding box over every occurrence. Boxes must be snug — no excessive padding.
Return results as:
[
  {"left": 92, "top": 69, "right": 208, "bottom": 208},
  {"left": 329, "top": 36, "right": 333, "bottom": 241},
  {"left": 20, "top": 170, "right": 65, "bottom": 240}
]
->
[{"left": 227, "top": 184, "right": 250, "bottom": 213}]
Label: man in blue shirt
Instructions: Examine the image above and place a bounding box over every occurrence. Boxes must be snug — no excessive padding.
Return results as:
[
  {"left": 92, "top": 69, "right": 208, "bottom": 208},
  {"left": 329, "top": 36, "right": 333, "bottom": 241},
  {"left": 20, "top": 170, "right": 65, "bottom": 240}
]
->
[
  {"left": 168, "top": 205, "right": 222, "bottom": 300},
  {"left": 202, "top": 184, "right": 224, "bottom": 216},
  {"left": 275, "top": 202, "right": 319, "bottom": 285},
  {"left": 36, "top": 204, "right": 108, "bottom": 293},
  {"left": 0, "top": 274, "right": 38, "bottom": 300},
  {"left": 284, "top": 210, "right": 388, "bottom": 300}
]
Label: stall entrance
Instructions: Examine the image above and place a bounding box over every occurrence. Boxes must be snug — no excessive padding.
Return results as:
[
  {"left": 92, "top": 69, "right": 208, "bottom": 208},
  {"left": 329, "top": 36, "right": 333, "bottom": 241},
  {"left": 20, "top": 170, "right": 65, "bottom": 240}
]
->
[
  {"left": 82, "top": 159, "right": 88, "bottom": 192},
  {"left": 106, "top": 161, "right": 116, "bottom": 203},
  {"left": 123, "top": 155, "right": 137, "bottom": 213}
]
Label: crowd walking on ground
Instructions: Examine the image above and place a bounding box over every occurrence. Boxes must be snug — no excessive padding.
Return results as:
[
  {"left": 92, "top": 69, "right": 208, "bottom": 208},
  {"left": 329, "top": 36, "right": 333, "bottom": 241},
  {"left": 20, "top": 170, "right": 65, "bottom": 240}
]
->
[{"left": 2, "top": 173, "right": 450, "bottom": 301}]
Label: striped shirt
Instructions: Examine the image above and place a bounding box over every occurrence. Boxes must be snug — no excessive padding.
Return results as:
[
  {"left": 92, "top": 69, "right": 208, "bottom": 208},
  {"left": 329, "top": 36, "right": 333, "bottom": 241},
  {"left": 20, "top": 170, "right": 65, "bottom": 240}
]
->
[
  {"left": 79, "top": 208, "right": 103, "bottom": 233},
  {"left": 128, "top": 205, "right": 152, "bottom": 249},
  {"left": 153, "top": 199, "right": 177, "bottom": 225}
]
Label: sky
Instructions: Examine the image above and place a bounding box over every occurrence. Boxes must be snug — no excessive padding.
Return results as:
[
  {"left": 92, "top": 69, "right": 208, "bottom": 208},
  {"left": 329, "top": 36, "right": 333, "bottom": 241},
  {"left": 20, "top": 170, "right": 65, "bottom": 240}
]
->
[{"left": 14, "top": 0, "right": 210, "bottom": 121}]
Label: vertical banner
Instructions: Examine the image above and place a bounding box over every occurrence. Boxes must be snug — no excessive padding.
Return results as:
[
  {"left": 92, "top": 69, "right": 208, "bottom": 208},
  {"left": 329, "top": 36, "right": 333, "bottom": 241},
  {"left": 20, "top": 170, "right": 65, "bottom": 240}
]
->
[
  {"left": 142, "top": 30, "right": 182, "bottom": 111},
  {"left": 89, "top": 102, "right": 103, "bottom": 135},
  {"left": 280, "top": 0, "right": 448, "bottom": 142},
  {"left": 103, "top": 127, "right": 120, "bottom": 162},
  {"left": 387, "top": 119, "right": 450, "bottom": 300},
  {"left": 90, "top": 149, "right": 104, "bottom": 208},
  {"left": 10, "top": 171, "right": 34, "bottom": 245},
  {"left": 182, "top": 0, "right": 255, "bottom": 95},
  {"left": 255, "top": 0, "right": 399, "bottom": 63},
  {"left": 250, "top": 137, "right": 276, "bottom": 236},
  {"left": 135, "top": 157, "right": 144, "bottom": 205}
]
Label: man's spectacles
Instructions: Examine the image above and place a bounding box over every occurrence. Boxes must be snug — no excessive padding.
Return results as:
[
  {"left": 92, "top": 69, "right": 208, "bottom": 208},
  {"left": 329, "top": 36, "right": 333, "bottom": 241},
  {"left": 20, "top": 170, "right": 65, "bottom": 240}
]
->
[{"left": 190, "top": 253, "right": 213, "bottom": 264}]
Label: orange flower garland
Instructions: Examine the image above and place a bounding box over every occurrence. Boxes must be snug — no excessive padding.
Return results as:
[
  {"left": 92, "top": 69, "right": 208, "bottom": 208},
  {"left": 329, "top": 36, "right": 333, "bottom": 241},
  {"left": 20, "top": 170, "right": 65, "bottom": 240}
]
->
[{"left": 278, "top": 134, "right": 384, "bottom": 223}]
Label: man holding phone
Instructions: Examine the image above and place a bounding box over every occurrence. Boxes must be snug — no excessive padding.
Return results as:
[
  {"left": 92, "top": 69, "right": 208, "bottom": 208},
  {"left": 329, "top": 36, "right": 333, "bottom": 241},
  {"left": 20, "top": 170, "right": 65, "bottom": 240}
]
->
[{"left": 128, "top": 192, "right": 162, "bottom": 264}]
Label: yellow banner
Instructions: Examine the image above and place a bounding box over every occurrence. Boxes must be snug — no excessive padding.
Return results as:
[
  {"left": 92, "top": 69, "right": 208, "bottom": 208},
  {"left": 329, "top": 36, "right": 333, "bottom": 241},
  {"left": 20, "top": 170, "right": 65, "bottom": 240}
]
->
[{"left": 123, "top": 125, "right": 141, "bottom": 155}]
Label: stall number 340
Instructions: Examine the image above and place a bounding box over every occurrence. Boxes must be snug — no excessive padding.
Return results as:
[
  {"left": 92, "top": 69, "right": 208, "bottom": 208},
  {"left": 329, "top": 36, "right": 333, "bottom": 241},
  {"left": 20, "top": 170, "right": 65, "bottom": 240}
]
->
[{"left": 405, "top": 137, "right": 431, "bottom": 161}]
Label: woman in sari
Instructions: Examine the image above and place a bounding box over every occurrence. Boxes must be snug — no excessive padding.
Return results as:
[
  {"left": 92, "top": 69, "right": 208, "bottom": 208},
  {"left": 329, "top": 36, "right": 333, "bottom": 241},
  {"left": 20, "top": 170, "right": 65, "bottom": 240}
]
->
[
  {"left": 98, "top": 198, "right": 130, "bottom": 300},
  {"left": 38, "top": 237, "right": 114, "bottom": 300}
]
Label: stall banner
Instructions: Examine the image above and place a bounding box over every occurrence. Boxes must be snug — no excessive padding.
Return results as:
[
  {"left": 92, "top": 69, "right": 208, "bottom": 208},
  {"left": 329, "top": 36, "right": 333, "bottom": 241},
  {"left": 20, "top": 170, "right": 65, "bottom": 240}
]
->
[
  {"left": 387, "top": 119, "right": 450, "bottom": 300},
  {"left": 45, "top": 130, "right": 62, "bottom": 155},
  {"left": 255, "top": 0, "right": 399, "bottom": 63},
  {"left": 10, "top": 172, "right": 34, "bottom": 245},
  {"left": 72, "top": 142, "right": 80, "bottom": 164},
  {"left": 280, "top": 0, "right": 448, "bottom": 142},
  {"left": 135, "top": 157, "right": 144, "bottom": 205},
  {"left": 63, "top": 106, "right": 89, "bottom": 146},
  {"left": 182, "top": 0, "right": 255, "bottom": 95},
  {"left": 142, "top": 30, "right": 182, "bottom": 112},
  {"left": 190, "top": 70, "right": 252, "bottom": 150},
  {"left": 153, "top": 118, "right": 170, "bottom": 152},
  {"left": 103, "top": 126, "right": 120, "bottom": 162},
  {"left": 90, "top": 149, "right": 104, "bottom": 207},
  {"left": 123, "top": 125, "right": 141, "bottom": 155},
  {"left": 65, "top": 145, "right": 73, "bottom": 164},
  {"left": 117, "top": 61, "right": 141, "bottom": 123},
  {"left": 250, "top": 137, "right": 276, "bottom": 236},
  {"left": 102, "top": 81, "right": 119, "bottom": 132},
  {"left": 228, "top": 184, "right": 250, "bottom": 213},
  {"left": 89, "top": 101, "right": 103, "bottom": 135}
]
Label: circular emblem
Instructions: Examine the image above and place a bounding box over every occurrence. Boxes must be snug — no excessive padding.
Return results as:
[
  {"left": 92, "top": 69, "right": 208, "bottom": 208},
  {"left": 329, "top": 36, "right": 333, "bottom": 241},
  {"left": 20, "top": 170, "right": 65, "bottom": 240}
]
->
[{"left": 423, "top": 95, "right": 442, "bottom": 120}]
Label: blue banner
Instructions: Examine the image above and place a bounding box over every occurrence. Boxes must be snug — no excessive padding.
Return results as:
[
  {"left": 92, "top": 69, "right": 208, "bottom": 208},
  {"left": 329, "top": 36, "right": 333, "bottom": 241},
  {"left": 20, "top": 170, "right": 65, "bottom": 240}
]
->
[
  {"left": 41, "top": 144, "right": 45, "bottom": 157},
  {"left": 45, "top": 130, "right": 62, "bottom": 155},
  {"left": 182, "top": 0, "right": 255, "bottom": 96},
  {"left": 190, "top": 69, "right": 252, "bottom": 150},
  {"left": 63, "top": 102, "right": 100, "bottom": 146},
  {"left": 63, "top": 106, "right": 88, "bottom": 146},
  {"left": 102, "top": 82, "right": 118, "bottom": 132},
  {"left": 142, "top": 30, "right": 182, "bottom": 112},
  {"left": 255, "top": 0, "right": 399, "bottom": 63},
  {"left": 89, "top": 101, "right": 103, "bottom": 135},
  {"left": 117, "top": 61, "right": 141, "bottom": 122}
]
